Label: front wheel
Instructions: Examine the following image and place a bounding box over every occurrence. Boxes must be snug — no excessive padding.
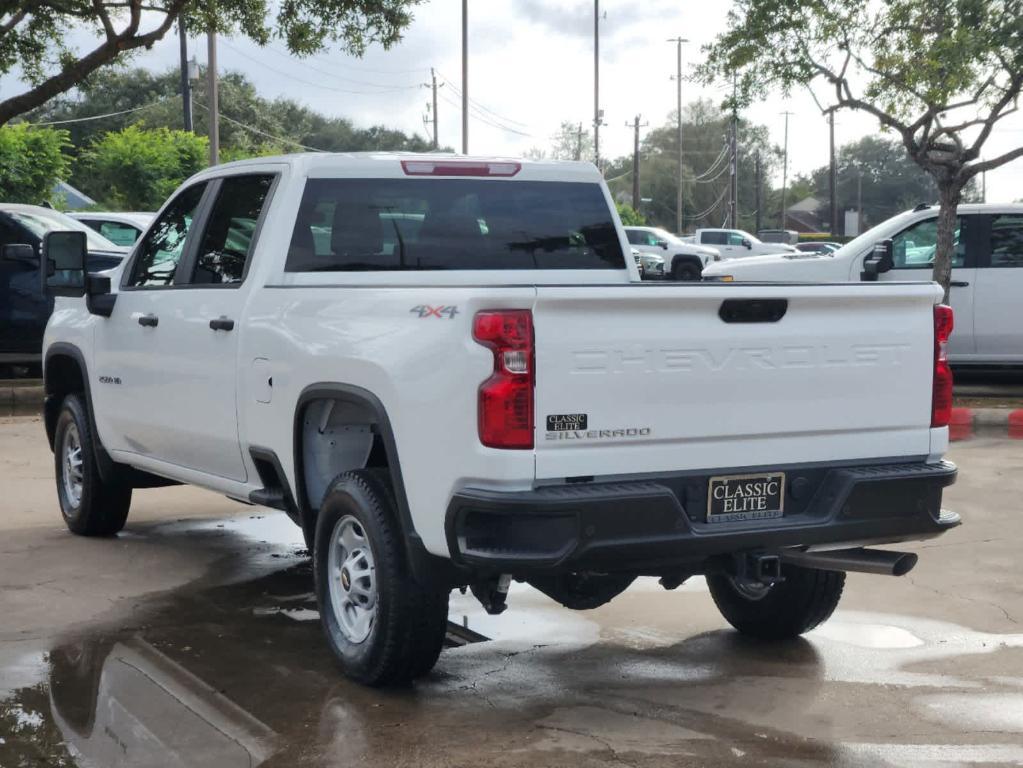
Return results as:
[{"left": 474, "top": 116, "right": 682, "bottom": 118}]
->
[
  {"left": 672, "top": 261, "right": 701, "bottom": 282},
  {"left": 314, "top": 469, "right": 449, "bottom": 686},
  {"left": 54, "top": 393, "right": 132, "bottom": 536},
  {"left": 706, "top": 564, "right": 845, "bottom": 640}
]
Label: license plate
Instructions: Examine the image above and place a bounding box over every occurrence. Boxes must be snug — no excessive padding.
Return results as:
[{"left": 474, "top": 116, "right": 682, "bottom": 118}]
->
[{"left": 707, "top": 472, "right": 785, "bottom": 523}]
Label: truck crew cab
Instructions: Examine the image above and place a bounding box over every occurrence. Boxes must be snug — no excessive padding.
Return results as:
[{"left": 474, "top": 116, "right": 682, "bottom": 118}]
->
[{"left": 41, "top": 154, "right": 958, "bottom": 686}]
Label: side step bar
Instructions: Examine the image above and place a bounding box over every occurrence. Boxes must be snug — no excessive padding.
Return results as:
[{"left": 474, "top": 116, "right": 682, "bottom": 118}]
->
[{"left": 780, "top": 547, "right": 918, "bottom": 577}]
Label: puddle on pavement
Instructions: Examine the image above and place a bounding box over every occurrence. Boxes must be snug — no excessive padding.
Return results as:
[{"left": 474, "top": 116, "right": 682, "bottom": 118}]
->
[{"left": 2, "top": 512, "right": 1023, "bottom": 767}]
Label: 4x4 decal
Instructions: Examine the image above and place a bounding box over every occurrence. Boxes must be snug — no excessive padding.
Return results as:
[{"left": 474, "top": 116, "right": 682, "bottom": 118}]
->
[{"left": 410, "top": 305, "right": 459, "bottom": 319}]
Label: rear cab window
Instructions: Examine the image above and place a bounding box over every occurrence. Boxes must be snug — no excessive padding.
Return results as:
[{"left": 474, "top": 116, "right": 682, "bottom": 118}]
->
[{"left": 285, "top": 178, "right": 625, "bottom": 272}]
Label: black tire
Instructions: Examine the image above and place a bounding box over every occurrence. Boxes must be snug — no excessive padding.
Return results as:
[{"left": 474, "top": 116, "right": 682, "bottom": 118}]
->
[
  {"left": 54, "top": 393, "right": 132, "bottom": 536},
  {"left": 707, "top": 564, "right": 845, "bottom": 640},
  {"left": 672, "top": 260, "right": 701, "bottom": 282},
  {"left": 313, "top": 469, "right": 449, "bottom": 686}
]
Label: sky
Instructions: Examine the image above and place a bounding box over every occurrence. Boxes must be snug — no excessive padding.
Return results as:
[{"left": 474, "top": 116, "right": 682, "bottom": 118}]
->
[{"left": 2, "top": 0, "right": 1021, "bottom": 203}]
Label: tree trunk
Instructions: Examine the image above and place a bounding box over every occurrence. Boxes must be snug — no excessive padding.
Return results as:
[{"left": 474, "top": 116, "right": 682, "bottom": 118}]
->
[{"left": 932, "top": 183, "right": 962, "bottom": 304}]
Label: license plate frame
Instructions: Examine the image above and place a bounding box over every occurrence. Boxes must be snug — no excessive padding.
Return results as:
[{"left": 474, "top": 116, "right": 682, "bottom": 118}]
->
[{"left": 706, "top": 472, "right": 786, "bottom": 523}]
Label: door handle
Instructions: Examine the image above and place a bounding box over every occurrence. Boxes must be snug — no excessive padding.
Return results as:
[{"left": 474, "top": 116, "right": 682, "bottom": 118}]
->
[
  {"left": 137, "top": 314, "right": 158, "bottom": 328},
  {"left": 209, "top": 316, "right": 235, "bottom": 332},
  {"left": 950, "top": 281, "right": 970, "bottom": 287}
]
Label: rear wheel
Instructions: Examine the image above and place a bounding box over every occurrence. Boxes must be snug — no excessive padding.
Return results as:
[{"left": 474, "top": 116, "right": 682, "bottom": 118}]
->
[
  {"left": 54, "top": 394, "right": 131, "bottom": 536},
  {"left": 672, "top": 261, "right": 701, "bottom": 282},
  {"left": 314, "top": 469, "right": 449, "bottom": 686},
  {"left": 707, "top": 564, "right": 845, "bottom": 640}
]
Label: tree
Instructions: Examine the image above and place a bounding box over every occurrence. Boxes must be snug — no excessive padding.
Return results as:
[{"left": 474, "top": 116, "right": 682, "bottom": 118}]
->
[
  {"left": 701, "top": 0, "right": 1023, "bottom": 301},
  {"left": 25, "top": 66, "right": 435, "bottom": 158},
  {"left": 603, "top": 99, "right": 778, "bottom": 234},
  {"left": 616, "top": 202, "right": 645, "bottom": 226},
  {"left": 0, "top": 123, "right": 69, "bottom": 203},
  {"left": 76, "top": 125, "right": 207, "bottom": 209},
  {"left": 526, "top": 121, "right": 594, "bottom": 162},
  {"left": 0, "top": 0, "right": 421, "bottom": 126}
]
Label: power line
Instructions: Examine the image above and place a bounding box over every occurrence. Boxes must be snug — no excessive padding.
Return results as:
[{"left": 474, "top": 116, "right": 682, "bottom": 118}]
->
[
  {"left": 438, "top": 74, "right": 529, "bottom": 128},
  {"left": 270, "top": 46, "right": 431, "bottom": 76},
  {"left": 27, "top": 97, "right": 174, "bottom": 125},
  {"left": 260, "top": 44, "right": 423, "bottom": 90},
  {"left": 193, "top": 100, "right": 325, "bottom": 152},
  {"left": 685, "top": 185, "right": 728, "bottom": 220},
  {"left": 220, "top": 40, "right": 420, "bottom": 95},
  {"left": 437, "top": 92, "right": 531, "bottom": 137}
]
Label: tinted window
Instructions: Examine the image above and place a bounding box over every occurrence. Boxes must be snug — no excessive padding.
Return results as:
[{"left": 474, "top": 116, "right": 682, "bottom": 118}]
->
[
  {"left": 625, "top": 229, "right": 641, "bottom": 245},
  {"left": 192, "top": 175, "right": 274, "bottom": 285},
  {"left": 727, "top": 232, "right": 745, "bottom": 246},
  {"left": 128, "top": 184, "right": 206, "bottom": 287},
  {"left": 285, "top": 179, "right": 624, "bottom": 271},
  {"left": 701, "top": 231, "right": 727, "bottom": 245},
  {"left": 97, "top": 220, "right": 141, "bottom": 246},
  {"left": 892, "top": 216, "right": 967, "bottom": 269},
  {"left": 988, "top": 215, "right": 1023, "bottom": 268}
]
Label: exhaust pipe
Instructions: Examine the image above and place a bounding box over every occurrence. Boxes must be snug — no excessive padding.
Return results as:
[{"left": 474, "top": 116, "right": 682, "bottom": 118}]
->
[{"left": 780, "top": 547, "right": 918, "bottom": 577}]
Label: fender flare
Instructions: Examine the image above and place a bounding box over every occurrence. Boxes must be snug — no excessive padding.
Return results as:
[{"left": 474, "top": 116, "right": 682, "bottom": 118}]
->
[{"left": 294, "top": 383, "right": 461, "bottom": 588}]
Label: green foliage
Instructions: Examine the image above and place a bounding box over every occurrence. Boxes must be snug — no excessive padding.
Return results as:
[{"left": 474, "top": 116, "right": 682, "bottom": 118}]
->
[
  {"left": 0, "top": 0, "right": 423, "bottom": 124},
  {"left": 0, "top": 123, "right": 69, "bottom": 203},
  {"left": 616, "top": 203, "right": 646, "bottom": 226},
  {"left": 526, "top": 121, "right": 593, "bottom": 162},
  {"left": 76, "top": 125, "right": 207, "bottom": 210},
  {"left": 27, "top": 67, "right": 436, "bottom": 158},
  {"left": 700, "top": 0, "right": 1023, "bottom": 297},
  {"left": 603, "top": 99, "right": 777, "bottom": 234}
]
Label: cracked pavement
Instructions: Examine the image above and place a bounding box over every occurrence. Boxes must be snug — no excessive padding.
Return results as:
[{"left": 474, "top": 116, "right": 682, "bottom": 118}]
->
[{"left": 0, "top": 416, "right": 1022, "bottom": 767}]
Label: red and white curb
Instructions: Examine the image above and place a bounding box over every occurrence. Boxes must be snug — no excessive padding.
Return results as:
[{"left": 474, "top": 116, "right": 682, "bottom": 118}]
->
[{"left": 950, "top": 407, "right": 1023, "bottom": 441}]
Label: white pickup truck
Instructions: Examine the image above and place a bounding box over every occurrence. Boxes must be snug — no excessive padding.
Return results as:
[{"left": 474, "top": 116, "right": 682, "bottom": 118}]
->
[
  {"left": 690, "top": 228, "right": 798, "bottom": 258},
  {"left": 39, "top": 153, "right": 958, "bottom": 687}
]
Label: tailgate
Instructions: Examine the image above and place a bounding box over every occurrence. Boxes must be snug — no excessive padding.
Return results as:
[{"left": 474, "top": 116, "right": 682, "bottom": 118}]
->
[{"left": 533, "top": 283, "right": 942, "bottom": 480}]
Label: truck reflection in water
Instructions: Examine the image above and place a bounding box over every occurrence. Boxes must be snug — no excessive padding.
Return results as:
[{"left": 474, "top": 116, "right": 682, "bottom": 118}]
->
[{"left": 49, "top": 637, "right": 276, "bottom": 768}]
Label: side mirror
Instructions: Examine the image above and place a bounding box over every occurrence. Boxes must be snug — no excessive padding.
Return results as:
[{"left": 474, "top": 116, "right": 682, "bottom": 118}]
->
[
  {"left": 2, "top": 243, "right": 38, "bottom": 266},
  {"left": 658, "top": 240, "right": 668, "bottom": 250},
  {"left": 41, "top": 231, "right": 87, "bottom": 298},
  {"left": 860, "top": 238, "right": 894, "bottom": 281},
  {"left": 741, "top": 238, "right": 752, "bottom": 249}
]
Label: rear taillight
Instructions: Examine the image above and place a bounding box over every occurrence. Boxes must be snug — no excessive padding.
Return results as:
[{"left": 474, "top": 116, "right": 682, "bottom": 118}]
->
[
  {"left": 473, "top": 310, "right": 534, "bottom": 449},
  {"left": 932, "top": 304, "right": 954, "bottom": 428}
]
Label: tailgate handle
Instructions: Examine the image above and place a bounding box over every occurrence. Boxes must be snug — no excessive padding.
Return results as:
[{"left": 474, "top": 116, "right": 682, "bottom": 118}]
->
[{"left": 719, "top": 298, "right": 787, "bottom": 323}]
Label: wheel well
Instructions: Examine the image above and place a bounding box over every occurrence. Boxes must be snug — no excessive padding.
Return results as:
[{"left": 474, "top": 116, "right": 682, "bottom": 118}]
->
[
  {"left": 297, "top": 397, "right": 388, "bottom": 515},
  {"left": 44, "top": 353, "right": 86, "bottom": 449}
]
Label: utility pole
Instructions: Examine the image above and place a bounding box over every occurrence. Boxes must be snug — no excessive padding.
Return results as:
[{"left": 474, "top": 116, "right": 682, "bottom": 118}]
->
[
  {"left": 429, "top": 68, "right": 439, "bottom": 149},
  {"left": 668, "top": 37, "right": 688, "bottom": 234},
  {"left": 575, "top": 122, "right": 583, "bottom": 161},
  {"left": 178, "top": 21, "right": 192, "bottom": 132},
  {"left": 627, "top": 115, "right": 648, "bottom": 208},
  {"left": 461, "top": 0, "right": 468, "bottom": 154},
  {"left": 982, "top": 166, "right": 987, "bottom": 203},
  {"left": 593, "top": 0, "right": 601, "bottom": 169},
  {"left": 857, "top": 169, "right": 863, "bottom": 235},
  {"left": 754, "top": 151, "right": 762, "bottom": 235},
  {"left": 729, "top": 80, "right": 739, "bottom": 228},
  {"left": 780, "top": 110, "right": 793, "bottom": 229},
  {"left": 828, "top": 112, "right": 838, "bottom": 235},
  {"left": 207, "top": 27, "right": 219, "bottom": 166}
]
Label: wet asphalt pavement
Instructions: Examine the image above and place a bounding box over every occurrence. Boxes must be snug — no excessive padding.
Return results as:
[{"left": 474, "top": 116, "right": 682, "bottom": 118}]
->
[{"left": 1, "top": 416, "right": 1022, "bottom": 767}]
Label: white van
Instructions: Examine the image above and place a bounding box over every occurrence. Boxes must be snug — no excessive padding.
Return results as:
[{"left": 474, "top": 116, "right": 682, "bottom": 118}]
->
[{"left": 703, "top": 203, "right": 1023, "bottom": 367}]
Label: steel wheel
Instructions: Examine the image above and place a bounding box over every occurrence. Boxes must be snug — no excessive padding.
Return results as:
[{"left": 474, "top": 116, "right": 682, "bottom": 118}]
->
[
  {"left": 728, "top": 575, "right": 774, "bottom": 601},
  {"left": 61, "top": 422, "right": 84, "bottom": 508},
  {"left": 327, "top": 515, "right": 377, "bottom": 644}
]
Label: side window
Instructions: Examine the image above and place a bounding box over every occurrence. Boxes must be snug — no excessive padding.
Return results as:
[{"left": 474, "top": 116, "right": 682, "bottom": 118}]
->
[
  {"left": 625, "top": 229, "right": 641, "bottom": 245},
  {"left": 128, "top": 183, "right": 207, "bottom": 287},
  {"left": 702, "top": 231, "right": 726, "bottom": 245},
  {"left": 988, "top": 215, "right": 1023, "bottom": 268},
  {"left": 727, "top": 232, "right": 745, "bottom": 246},
  {"left": 891, "top": 216, "right": 967, "bottom": 270},
  {"left": 98, "top": 221, "right": 141, "bottom": 247},
  {"left": 645, "top": 232, "right": 662, "bottom": 247},
  {"left": 191, "top": 175, "right": 274, "bottom": 285}
]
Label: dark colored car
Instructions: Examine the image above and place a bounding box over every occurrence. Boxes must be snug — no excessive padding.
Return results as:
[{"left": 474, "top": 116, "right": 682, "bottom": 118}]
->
[{"left": 0, "top": 204, "right": 125, "bottom": 364}]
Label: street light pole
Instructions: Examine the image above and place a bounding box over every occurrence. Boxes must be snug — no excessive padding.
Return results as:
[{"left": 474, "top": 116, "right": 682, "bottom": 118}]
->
[
  {"left": 780, "top": 110, "right": 793, "bottom": 229},
  {"left": 178, "top": 21, "right": 192, "bottom": 132},
  {"left": 593, "top": 0, "right": 600, "bottom": 169},
  {"left": 668, "top": 37, "right": 688, "bottom": 234},
  {"left": 461, "top": 0, "right": 468, "bottom": 154},
  {"left": 207, "top": 27, "right": 219, "bottom": 166}
]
